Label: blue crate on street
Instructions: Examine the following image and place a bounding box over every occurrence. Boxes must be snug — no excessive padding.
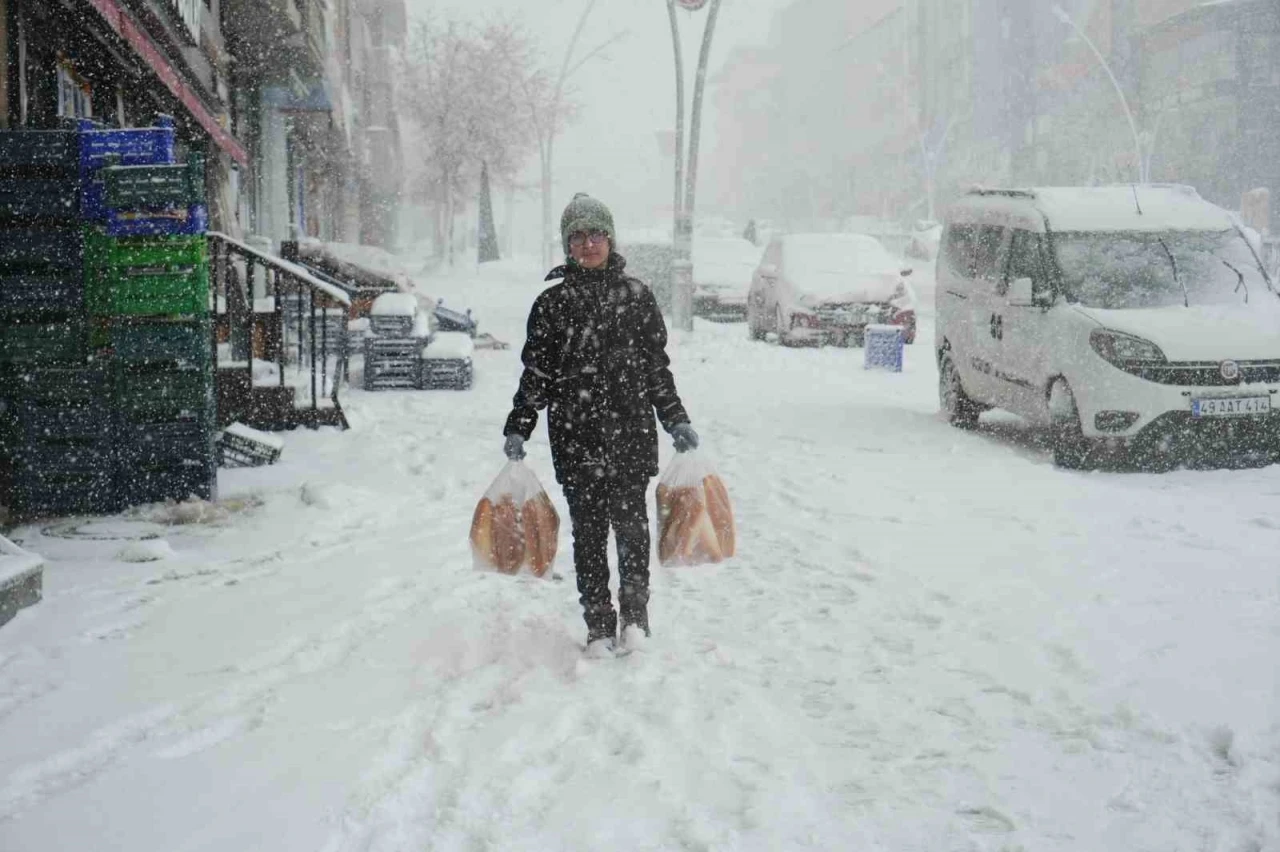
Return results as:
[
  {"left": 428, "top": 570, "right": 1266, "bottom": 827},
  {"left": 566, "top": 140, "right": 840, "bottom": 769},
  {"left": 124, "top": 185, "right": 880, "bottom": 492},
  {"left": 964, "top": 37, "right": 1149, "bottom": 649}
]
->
[
  {"left": 105, "top": 204, "right": 207, "bottom": 237},
  {"left": 864, "top": 324, "right": 904, "bottom": 373}
]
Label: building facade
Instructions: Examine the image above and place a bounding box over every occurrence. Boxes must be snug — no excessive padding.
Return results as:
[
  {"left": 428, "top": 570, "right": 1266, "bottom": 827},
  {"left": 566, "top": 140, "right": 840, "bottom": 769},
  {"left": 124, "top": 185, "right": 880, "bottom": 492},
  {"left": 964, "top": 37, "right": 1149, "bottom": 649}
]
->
[{"left": 2, "top": 0, "right": 405, "bottom": 252}]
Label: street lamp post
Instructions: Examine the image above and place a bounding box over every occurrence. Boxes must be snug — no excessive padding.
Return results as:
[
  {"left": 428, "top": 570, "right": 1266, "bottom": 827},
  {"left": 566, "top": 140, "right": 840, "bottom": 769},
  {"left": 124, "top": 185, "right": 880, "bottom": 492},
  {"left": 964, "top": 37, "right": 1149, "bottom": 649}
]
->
[
  {"left": 1051, "top": 4, "right": 1145, "bottom": 183},
  {"left": 666, "top": 0, "right": 723, "bottom": 332}
]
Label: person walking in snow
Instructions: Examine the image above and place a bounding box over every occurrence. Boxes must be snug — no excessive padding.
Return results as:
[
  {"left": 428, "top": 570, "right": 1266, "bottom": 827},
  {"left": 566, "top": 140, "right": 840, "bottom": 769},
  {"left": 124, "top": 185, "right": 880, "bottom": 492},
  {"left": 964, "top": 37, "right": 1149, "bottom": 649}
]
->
[{"left": 502, "top": 193, "right": 699, "bottom": 655}]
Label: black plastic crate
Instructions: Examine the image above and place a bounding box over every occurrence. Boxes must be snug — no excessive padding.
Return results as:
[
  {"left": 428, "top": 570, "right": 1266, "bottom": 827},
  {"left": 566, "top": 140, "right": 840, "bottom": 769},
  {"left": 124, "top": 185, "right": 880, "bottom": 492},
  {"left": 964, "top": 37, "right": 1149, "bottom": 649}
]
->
[
  {"left": 420, "top": 359, "right": 474, "bottom": 391},
  {"left": 0, "top": 131, "right": 80, "bottom": 174},
  {"left": 0, "top": 178, "right": 82, "bottom": 223},
  {"left": 102, "top": 154, "right": 205, "bottom": 210},
  {"left": 364, "top": 338, "right": 422, "bottom": 391},
  {"left": 5, "top": 404, "right": 111, "bottom": 443},
  {"left": 119, "top": 420, "right": 215, "bottom": 469},
  {"left": 90, "top": 316, "right": 212, "bottom": 366},
  {"left": 122, "top": 460, "right": 216, "bottom": 505},
  {"left": 113, "top": 363, "right": 215, "bottom": 425},
  {"left": 0, "top": 319, "right": 89, "bottom": 366},
  {"left": 7, "top": 472, "right": 122, "bottom": 518},
  {"left": 216, "top": 427, "right": 282, "bottom": 468},
  {"left": 0, "top": 227, "right": 85, "bottom": 268},
  {"left": 0, "top": 272, "right": 85, "bottom": 316},
  {"left": 9, "top": 437, "right": 114, "bottom": 476},
  {"left": 0, "top": 363, "right": 111, "bottom": 407}
]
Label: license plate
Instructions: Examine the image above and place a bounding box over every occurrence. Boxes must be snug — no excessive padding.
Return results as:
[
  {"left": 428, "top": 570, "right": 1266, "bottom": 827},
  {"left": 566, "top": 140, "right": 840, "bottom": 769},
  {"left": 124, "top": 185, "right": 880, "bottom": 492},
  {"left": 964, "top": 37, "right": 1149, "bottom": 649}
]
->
[{"left": 1191, "top": 396, "right": 1272, "bottom": 418}]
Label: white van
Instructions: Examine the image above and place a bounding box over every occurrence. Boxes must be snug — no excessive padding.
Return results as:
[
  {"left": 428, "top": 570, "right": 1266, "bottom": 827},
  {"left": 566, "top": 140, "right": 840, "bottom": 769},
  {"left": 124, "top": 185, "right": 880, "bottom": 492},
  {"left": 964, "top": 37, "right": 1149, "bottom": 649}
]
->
[{"left": 935, "top": 185, "right": 1280, "bottom": 468}]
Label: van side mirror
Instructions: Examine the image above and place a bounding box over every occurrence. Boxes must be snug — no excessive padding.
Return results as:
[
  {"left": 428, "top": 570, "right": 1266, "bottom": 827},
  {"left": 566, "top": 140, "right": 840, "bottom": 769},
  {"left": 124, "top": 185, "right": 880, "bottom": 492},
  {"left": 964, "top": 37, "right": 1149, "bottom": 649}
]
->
[
  {"left": 1008, "top": 277, "right": 1036, "bottom": 307},
  {"left": 900, "top": 268, "right": 914, "bottom": 277}
]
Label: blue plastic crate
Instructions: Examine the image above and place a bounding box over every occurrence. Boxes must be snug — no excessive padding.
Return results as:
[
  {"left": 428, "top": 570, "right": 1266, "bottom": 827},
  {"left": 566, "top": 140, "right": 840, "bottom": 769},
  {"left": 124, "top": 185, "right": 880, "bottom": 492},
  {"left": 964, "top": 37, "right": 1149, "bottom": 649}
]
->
[
  {"left": 79, "top": 116, "right": 176, "bottom": 173},
  {"left": 864, "top": 324, "right": 904, "bottom": 373},
  {"left": 79, "top": 117, "right": 176, "bottom": 221},
  {"left": 105, "top": 204, "right": 207, "bottom": 237}
]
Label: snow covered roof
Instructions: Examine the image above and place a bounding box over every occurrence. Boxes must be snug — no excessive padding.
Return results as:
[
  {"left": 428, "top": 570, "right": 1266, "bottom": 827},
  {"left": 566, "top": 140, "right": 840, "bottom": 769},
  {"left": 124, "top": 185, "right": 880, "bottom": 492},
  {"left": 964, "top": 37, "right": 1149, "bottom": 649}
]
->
[
  {"left": 371, "top": 293, "right": 419, "bottom": 317},
  {"left": 958, "top": 186, "right": 1237, "bottom": 234}
]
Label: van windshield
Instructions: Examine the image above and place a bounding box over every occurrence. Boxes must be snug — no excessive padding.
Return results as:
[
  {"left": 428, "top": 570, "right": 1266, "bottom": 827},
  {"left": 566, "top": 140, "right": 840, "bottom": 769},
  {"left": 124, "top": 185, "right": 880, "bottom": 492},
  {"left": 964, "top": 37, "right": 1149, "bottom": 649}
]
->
[{"left": 1054, "top": 230, "right": 1269, "bottom": 309}]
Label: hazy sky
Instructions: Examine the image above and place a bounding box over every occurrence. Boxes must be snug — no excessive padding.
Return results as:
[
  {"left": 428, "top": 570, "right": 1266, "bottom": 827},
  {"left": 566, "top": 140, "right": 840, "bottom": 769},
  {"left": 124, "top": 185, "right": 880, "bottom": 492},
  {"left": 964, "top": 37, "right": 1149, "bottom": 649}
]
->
[{"left": 401, "top": 0, "right": 785, "bottom": 244}]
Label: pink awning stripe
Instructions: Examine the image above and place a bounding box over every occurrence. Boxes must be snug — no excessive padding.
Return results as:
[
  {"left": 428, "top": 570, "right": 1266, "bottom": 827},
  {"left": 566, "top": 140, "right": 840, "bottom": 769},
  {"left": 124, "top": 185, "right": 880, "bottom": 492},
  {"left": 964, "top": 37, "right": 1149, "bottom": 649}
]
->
[{"left": 84, "top": 0, "right": 249, "bottom": 166}]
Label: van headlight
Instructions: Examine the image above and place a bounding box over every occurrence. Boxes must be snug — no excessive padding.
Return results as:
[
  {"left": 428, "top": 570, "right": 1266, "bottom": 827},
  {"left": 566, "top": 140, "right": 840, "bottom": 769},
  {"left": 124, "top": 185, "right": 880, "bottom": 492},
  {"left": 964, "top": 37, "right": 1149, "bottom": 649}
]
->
[{"left": 1090, "top": 329, "right": 1167, "bottom": 366}]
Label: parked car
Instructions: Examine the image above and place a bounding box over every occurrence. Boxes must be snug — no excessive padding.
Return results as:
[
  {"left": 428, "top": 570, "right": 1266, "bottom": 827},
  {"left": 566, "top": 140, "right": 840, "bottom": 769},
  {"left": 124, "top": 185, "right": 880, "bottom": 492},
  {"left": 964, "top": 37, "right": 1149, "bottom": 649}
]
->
[
  {"left": 936, "top": 184, "right": 1280, "bottom": 469},
  {"left": 692, "top": 237, "right": 760, "bottom": 323},
  {"left": 747, "top": 233, "right": 917, "bottom": 346}
]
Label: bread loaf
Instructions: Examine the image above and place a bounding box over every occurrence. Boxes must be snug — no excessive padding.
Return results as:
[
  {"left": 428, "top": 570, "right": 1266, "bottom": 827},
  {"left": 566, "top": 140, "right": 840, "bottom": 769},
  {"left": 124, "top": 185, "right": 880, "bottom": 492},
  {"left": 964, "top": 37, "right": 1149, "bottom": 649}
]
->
[
  {"left": 656, "top": 473, "right": 735, "bottom": 566},
  {"left": 470, "top": 490, "right": 560, "bottom": 577}
]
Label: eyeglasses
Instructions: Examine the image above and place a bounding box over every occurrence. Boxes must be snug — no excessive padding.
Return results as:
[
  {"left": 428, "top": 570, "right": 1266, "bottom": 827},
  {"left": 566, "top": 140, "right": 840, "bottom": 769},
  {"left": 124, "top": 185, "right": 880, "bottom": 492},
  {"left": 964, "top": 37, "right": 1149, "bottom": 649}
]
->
[{"left": 568, "top": 230, "right": 610, "bottom": 250}]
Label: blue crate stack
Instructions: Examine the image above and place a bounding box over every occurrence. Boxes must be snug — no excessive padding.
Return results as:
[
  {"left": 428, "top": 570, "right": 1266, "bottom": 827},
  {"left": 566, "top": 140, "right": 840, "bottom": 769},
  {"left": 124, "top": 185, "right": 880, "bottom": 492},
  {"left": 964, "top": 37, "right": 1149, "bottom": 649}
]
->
[{"left": 0, "top": 117, "right": 217, "bottom": 519}]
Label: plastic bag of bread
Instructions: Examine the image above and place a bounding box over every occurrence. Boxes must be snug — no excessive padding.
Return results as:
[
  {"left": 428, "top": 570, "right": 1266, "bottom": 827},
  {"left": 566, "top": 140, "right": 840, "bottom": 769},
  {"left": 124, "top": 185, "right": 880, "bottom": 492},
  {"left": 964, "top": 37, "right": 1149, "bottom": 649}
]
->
[
  {"left": 656, "top": 453, "right": 736, "bottom": 566},
  {"left": 470, "top": 462, "right": 560, "bottom": 577}
]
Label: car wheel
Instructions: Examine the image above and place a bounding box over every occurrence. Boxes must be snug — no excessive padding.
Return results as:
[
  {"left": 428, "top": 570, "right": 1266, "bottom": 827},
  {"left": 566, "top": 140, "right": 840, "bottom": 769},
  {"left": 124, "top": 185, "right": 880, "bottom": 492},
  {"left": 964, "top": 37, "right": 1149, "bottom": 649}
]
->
[
  {"left": 747, "top": 309, "right": 766, "bottom": 341},
  {"left": 775, "top": 306, "right": 789, "bottom": 346},
  {"left": 1049, "top": 379, "right": 1095, "bottom": 470},
  {"left": 939, "top": 352, "right": 980, "bottom": 429}
]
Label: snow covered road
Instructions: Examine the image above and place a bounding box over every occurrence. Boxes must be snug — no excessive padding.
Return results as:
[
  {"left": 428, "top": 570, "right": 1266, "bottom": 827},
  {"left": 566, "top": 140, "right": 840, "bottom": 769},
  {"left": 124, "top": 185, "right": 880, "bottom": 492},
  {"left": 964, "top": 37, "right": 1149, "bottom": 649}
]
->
[{"left": 1, "top": 258, "right": 1277, "bottom": 851}]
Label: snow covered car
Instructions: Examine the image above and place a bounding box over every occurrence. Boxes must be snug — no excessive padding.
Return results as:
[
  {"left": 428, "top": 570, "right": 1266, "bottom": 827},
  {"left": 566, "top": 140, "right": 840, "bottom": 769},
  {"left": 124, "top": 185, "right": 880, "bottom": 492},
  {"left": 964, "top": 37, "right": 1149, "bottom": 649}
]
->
[
  {"left": 746, "top": 233, "right": 917, "bottom": 346},
  {"left": 936, "top": 185, "right": 1280, "bottom": 469},
  {"left": 692, "top": 237, "right": 760, "bottom": 323}
]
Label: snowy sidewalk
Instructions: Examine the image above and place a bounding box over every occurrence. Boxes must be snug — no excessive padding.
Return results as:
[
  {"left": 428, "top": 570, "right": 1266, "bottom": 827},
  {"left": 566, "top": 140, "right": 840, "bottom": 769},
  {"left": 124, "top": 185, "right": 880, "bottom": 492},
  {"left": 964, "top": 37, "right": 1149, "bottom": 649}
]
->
[{"left": 0, "top": 259, "right": 1276, "bottom": 851}]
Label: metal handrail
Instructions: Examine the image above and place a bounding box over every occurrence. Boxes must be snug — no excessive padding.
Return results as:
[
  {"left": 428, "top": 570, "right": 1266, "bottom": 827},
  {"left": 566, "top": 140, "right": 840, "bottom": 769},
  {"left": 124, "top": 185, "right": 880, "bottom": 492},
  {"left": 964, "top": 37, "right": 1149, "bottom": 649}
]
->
[{"left": 208, "top": 232, "right": 351, "bottom": 428}]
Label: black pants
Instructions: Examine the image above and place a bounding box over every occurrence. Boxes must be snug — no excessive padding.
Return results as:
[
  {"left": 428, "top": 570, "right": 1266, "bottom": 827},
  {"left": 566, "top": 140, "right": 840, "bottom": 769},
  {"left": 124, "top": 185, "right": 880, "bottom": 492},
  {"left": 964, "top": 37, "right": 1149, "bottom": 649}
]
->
[{"left": 562, "top": 474, "right": 651, "bottom": 640}]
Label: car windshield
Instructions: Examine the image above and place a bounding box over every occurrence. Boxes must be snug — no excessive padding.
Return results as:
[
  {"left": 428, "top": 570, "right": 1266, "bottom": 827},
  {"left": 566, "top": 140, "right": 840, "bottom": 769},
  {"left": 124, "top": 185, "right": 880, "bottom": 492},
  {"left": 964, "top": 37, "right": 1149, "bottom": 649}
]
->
[{"left": 1054, "top": 229, "right": 1269, "bottom": 310}]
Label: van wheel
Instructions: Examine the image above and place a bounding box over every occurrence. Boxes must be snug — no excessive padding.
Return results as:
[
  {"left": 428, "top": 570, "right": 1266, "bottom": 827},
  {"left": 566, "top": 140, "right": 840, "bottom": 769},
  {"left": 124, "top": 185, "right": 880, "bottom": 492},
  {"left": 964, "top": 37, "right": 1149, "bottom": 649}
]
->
[
  {"left": 939, "top": 353, "right": 980, "bottom": 429},
  {"left": 775, "top": 306, "right": 790, "bottom": 346},
  {"left": 1049, "top": 379, "right": 1094, "bottom": 470},
  {"left": 747, "top": 310, "right": 765, "bottom": 341}
]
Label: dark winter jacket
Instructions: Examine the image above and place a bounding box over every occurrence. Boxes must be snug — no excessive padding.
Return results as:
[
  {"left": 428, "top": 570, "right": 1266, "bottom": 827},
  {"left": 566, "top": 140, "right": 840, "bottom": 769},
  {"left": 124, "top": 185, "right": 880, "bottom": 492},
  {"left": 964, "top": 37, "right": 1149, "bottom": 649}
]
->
[{"left": 504, "top": 253, "right": 689, "bottom": 484}]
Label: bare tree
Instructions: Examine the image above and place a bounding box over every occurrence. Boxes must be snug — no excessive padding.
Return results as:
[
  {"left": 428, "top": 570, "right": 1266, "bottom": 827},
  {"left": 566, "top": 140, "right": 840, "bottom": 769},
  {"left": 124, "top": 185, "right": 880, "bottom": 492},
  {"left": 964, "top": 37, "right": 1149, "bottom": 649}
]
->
[
  {"left": 522, "top": 0, "right": 627, "bottom": 268},
  {"left": 405, "top": 17, "right": 541, "bottom": 265}
]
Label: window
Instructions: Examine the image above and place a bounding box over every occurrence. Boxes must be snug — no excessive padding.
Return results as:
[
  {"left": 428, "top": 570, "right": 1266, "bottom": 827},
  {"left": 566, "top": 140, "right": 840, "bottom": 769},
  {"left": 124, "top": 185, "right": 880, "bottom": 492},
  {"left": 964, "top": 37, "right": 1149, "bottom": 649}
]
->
[
  {"left": 1003, "top": 230, "right": 1046, "bottom": 295},
  {"left": 972, "top": 225, "right": 1006, "bottom": 282},
  {"left": 943, "top": 224, "right": 979, "bottom": 279}
]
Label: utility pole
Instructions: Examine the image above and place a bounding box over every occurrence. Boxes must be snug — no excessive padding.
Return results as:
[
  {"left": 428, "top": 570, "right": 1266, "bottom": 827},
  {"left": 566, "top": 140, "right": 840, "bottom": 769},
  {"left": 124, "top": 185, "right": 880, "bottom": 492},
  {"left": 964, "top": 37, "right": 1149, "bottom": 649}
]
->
[{"left": 666, "top": 0, "right": 723, "bottom": 332}]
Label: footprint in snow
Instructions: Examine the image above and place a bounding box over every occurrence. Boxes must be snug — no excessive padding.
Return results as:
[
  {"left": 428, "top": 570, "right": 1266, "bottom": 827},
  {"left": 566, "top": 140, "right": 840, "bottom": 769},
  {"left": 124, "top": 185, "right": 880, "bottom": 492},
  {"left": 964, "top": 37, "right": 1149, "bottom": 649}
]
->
[{"left": 957, "top": 805, "right": 1016, "bottom": 834}]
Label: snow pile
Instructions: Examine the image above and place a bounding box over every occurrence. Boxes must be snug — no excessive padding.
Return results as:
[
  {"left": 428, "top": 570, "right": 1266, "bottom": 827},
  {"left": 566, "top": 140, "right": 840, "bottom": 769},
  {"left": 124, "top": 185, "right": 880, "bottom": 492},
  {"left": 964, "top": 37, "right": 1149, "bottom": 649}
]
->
[
  {"left": 370, "top": 293, "right": 418, "bottom": 317},
  {"left": 423, "top": 331, "right": 474, "bottom": 360},
  {"left": 0, "top": 250, "right": 1275, "bottom": 852},
  {"left": 115, "top": 540, "right": 175, "bottom": 563}
]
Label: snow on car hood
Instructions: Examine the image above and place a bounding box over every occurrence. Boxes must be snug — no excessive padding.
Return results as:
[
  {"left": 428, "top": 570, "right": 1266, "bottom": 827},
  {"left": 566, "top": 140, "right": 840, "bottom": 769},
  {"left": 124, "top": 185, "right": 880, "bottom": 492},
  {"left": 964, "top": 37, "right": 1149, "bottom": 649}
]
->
[
  {"left": 795, "top": 271, "right": 904, "bottom": 306},
  {"left": 1074, "top": 296, "right": 1280, "bottom": 361}
]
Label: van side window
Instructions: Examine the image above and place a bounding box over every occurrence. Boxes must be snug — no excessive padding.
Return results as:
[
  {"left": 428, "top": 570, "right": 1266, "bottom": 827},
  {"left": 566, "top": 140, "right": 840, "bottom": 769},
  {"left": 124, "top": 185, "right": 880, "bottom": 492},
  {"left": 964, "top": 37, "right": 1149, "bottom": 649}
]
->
[
  {"left": 1003, "top": 230, "right": 1046, "bottom": 296},
  {"left": 972, "top": 225, "right": 1007, "bottom": 283},
  {"left": 943, "top": 224, "right": 980, "bottom": 279}
]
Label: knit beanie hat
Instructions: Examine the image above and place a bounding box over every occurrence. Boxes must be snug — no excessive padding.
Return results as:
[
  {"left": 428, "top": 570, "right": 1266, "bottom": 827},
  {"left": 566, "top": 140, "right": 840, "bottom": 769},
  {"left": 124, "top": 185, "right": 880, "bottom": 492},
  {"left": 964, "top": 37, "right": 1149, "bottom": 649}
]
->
[{"left": 560, "top": 193, "right": 616, "bottom": 256}]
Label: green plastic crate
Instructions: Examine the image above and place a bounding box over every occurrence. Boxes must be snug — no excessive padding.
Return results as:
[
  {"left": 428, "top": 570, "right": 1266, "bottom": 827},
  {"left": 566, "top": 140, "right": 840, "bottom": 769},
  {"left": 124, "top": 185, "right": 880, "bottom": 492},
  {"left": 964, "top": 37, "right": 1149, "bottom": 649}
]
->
[
  {"left": 0, "top": 319, "right": 87, "bottom": 365},
  {"left": 103, "top": 155, "right": 206, "bottom": 210},
  {"left": 86, "top": 265, "right": 210, "bottom": 317},
  {"left": 84, "top": 231, "right": 207, "bottom": 271},
  {"left": 90, "top": 316, "right": 213, "bottom": 364},
  {"left": 114, "top": 364, "right": 215, "bottom": 425}
]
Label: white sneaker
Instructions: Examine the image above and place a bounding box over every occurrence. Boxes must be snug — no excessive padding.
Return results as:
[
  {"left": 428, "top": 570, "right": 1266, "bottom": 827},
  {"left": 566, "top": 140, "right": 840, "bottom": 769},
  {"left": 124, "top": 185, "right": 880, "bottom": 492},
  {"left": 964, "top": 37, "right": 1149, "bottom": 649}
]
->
[
  {"left": 583, "top": 637, "right": 616, "bottom": 659},
  {"left": 619, "top": 624, "right": 649, "bottom": 652}
]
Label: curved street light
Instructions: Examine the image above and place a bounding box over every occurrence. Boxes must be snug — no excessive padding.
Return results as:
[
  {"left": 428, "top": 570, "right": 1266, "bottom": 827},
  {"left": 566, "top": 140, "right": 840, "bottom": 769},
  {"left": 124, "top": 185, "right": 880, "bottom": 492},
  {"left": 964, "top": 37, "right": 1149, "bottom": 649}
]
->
[{"left": 1051, "top": 4, "right": 1145, "bottom": 183}]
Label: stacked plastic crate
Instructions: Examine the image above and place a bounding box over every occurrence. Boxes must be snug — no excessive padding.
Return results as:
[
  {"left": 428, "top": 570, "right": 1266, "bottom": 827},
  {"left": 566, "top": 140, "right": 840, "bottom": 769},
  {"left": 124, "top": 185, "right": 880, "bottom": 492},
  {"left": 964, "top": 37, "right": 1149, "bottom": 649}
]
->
[
  {"left": 0, "top": 118, "right": 216, "bottom": 518},
  {"left": 85, "top": 122, "right": 216, "bottom": 507},
  {"left": 364, "top": 293, "right": 428, "bottom": 391},
  {"left": 0, "top": 128, "right": 115, "bottom": 516}
]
